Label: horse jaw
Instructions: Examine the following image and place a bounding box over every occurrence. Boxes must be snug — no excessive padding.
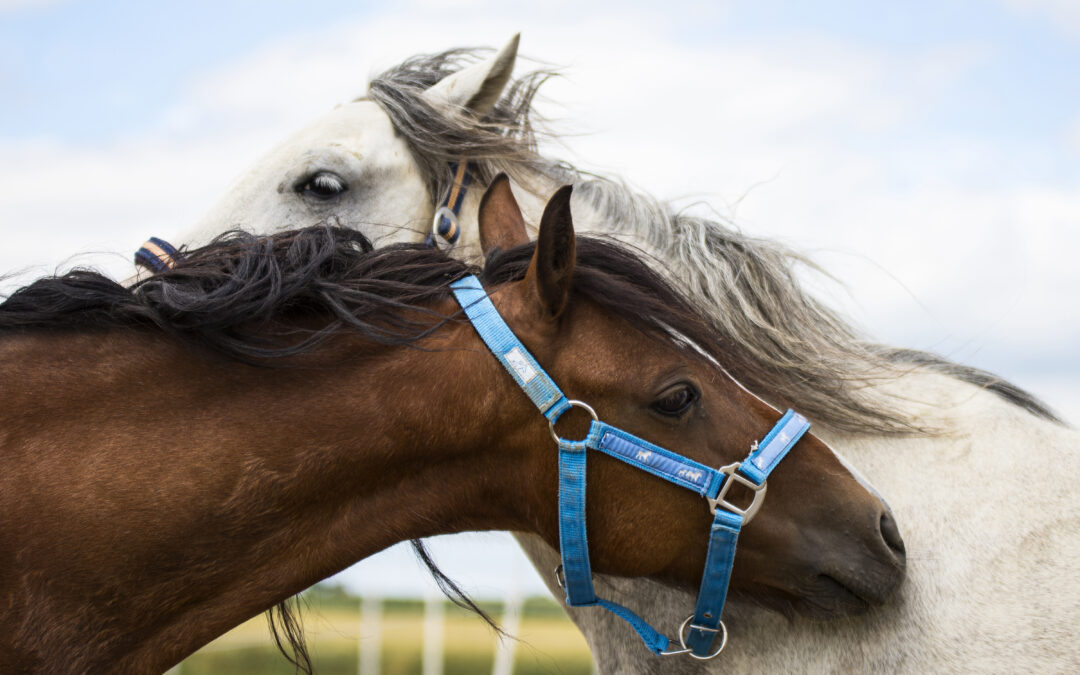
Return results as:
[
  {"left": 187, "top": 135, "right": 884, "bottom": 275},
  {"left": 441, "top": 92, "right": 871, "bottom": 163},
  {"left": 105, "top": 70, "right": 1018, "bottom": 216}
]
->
[{"left": 178, "top": 100, "right": 431, "bottom": 252}]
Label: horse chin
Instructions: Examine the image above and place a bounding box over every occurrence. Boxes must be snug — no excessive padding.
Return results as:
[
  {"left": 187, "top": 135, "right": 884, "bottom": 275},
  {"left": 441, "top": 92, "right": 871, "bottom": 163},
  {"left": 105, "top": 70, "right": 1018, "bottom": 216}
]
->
[
  {"left": 739, "top": 568, "right": 902, "bottom": 621},
  {"left": 790, "top": 576, "right": 875, "bottom": 619},
  {"left": 787, "top": 570, "right": 903, "bottom": 619}
]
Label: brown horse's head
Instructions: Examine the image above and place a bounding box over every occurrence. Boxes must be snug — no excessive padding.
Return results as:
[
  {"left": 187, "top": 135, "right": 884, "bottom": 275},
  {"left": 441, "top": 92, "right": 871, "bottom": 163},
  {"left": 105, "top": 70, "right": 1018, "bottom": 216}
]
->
[{"left": 473, "top": 175, "right": 905, "bottom": 619}]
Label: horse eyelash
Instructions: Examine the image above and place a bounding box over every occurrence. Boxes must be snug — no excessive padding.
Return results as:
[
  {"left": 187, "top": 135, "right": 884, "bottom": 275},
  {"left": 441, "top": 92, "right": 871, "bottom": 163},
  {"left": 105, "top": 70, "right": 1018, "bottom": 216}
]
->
[{"left": 312, "top": 174, "right": 345, "bottom": 191}]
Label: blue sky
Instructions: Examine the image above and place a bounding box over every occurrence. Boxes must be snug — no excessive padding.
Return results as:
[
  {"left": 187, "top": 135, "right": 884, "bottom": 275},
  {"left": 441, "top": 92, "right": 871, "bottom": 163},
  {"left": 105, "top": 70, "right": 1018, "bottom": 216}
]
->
[
  {"left": 1, "top": 1, "right": 376, "bottom": 140},
  {"left": 5, "top": 0, "right": 1079, "bottom": 151},
  {"left": 2, "top": 0, "right": 1078, "bottom": 597}
]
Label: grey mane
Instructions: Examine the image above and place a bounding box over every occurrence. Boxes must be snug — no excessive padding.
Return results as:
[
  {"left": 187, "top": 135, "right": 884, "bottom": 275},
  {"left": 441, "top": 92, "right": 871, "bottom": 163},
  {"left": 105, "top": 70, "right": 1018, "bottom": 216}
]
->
[
  {"left": 365, "top": 48, "right": 573, "bottom": 204},
  {"left": 367, "top": 48, "right": 1063, "bottom": 434}
]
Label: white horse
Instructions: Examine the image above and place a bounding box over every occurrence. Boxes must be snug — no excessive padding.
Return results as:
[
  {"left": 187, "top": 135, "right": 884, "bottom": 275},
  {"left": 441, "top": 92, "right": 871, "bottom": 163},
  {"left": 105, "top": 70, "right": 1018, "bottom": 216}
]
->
[{"left": 151, "top": 37, "right": 1080, "bottom": 671}]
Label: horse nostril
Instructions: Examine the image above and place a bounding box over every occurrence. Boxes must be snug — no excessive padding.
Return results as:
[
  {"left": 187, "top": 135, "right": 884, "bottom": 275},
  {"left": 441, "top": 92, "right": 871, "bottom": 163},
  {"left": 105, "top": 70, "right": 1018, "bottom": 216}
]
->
[{"left": 880, "top": 511, "right": 906, "bottom": 557}]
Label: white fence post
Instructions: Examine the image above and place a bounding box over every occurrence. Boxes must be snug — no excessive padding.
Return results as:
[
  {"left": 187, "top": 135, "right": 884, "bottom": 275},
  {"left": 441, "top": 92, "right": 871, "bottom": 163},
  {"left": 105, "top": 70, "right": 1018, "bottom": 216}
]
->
[
  {"left": 360, "top": 594, "right": 382, "bottom": 675},
  {"left": 490, "top": 587, "right": 522, "bottom": 675},
  {"left": 423, "top": 590, "right": 445, "bottom": 675},
  {"left": 492, "top": 553, "right": 525, "bottom": 675}
]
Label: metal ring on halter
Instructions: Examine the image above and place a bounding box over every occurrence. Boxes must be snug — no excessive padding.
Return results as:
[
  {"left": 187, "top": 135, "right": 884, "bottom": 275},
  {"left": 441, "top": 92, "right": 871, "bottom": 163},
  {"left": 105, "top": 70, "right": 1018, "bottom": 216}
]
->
[
  {"left": 548, "top": 400, "right": 599, "bottom": 445},
  {"left": 661, "top": 614, "right": 728, "bottom": 660},
  {"left": 431, "top": 206, "right": 459, "bottom": 248}
]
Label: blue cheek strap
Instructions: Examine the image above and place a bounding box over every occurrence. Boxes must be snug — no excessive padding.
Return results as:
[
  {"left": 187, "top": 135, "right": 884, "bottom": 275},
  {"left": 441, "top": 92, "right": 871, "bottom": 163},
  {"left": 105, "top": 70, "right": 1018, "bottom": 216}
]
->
[{"left": 450, "top": 275, "right": 809, "bottom": 660}]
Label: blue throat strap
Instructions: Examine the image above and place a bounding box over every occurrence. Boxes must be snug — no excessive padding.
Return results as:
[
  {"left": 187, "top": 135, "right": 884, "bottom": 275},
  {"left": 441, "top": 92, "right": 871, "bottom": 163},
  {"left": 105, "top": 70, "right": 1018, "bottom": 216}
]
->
[{"left": 450, "top": 275, "right": 809, "bottom": 659}]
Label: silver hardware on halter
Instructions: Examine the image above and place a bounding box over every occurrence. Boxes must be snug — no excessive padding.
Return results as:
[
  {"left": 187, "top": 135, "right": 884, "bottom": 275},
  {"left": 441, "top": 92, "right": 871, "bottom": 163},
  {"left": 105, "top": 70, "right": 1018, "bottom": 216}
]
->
[
  {"left": 706, "top": 462, "right": 768, "bottom": 524},
  {"left": 430, "top": 206, "right": 459, "bottom": 248},
  {"left": 548, "top": 400, "right": 599, "bottom": 445},
  {"left": 659, "top": 614, "right": 729, "bottom": 659},
  {"left": 554, "top": 563, "right": 595, "bottom": 591}
]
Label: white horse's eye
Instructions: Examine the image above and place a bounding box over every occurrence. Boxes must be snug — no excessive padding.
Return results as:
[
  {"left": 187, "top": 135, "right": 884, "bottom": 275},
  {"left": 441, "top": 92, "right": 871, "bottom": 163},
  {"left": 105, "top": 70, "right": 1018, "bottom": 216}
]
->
[{"left": 298, "top": 172, "right": 347, "bottom": 199}]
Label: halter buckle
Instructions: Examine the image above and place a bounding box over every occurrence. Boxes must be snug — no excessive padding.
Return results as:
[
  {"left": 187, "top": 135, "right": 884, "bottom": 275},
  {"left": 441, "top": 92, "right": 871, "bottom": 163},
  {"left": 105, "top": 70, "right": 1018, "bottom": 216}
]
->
[{"left": 707, "top": 463, "right": 767, "bottom": 524}]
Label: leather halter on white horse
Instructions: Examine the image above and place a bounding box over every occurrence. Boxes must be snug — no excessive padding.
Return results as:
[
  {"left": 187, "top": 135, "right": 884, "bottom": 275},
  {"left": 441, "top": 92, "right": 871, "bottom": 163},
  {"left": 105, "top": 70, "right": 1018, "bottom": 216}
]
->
[
  {"left": 425, "top": 159, "right": 471, "bottom": 248},
  {"left": 450, "top": 274, "right": 809, "bottom": 660}
]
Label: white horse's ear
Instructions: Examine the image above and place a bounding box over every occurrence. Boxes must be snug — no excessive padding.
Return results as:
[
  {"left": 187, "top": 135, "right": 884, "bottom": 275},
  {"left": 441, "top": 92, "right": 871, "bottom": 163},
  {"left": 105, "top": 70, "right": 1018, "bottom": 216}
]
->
[{"left": 422, "top": 33, "right": 520, "bottom": 115}]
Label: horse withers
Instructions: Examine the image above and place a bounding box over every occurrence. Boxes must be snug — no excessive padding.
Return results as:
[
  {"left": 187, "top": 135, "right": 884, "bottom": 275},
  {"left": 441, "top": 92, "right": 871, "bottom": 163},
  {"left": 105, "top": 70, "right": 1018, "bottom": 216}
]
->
[{"left": 0, "top": 182, "right": 903, "bottom": 673}]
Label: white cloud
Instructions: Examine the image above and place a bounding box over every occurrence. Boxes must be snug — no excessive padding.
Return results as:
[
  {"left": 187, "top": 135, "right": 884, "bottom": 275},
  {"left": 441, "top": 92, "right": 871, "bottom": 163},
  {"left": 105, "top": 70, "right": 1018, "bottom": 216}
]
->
[
  {"left": 1069, "top": 112, "right": 1080, "bottom": 151},
  {"left": 0, "top": 0, "right": 63, "bottom": 12},
  {"left": 1001, "top": 0, "right": 1080, "bottom": 38}
]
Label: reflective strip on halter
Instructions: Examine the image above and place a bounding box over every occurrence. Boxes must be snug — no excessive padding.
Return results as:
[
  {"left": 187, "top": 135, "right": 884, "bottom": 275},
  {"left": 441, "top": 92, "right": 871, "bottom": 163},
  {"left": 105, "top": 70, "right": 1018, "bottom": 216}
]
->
[{"left": 449, "top": 274, "right": 809, "bottom": 659}]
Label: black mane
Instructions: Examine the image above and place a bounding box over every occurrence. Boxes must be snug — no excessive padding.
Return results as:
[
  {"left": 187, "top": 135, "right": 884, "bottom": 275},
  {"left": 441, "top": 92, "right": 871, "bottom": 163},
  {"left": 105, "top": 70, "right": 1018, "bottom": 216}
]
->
[{"left": 0, "top": 225, "right": 726, "bottom": 366}]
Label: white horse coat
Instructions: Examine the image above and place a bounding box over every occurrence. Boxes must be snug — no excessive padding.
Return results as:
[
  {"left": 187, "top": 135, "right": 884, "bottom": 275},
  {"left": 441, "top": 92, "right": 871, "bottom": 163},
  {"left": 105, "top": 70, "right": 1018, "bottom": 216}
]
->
[{"left": 152, "top": 37, "right": 1080, "bottom": 672}]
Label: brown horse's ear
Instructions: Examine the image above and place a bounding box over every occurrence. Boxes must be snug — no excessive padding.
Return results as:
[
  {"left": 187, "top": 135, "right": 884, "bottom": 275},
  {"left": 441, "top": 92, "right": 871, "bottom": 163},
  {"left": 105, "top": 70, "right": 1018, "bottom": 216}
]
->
[
  {"left": 525, "top": 185, "right": 576, "bottom": 320},
  {"left": 478, "top": 173, "right": 529, "bottom": 256}
]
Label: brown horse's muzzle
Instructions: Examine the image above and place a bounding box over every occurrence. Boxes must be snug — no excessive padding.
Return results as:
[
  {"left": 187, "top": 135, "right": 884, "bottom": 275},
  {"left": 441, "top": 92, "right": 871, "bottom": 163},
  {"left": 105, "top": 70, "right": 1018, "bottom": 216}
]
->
[
  {"left": 726, "top": 435, "right": 907, "bottom": 619},
  {"left": 791, "top": 503, "right": 907, "bottom": 617}
]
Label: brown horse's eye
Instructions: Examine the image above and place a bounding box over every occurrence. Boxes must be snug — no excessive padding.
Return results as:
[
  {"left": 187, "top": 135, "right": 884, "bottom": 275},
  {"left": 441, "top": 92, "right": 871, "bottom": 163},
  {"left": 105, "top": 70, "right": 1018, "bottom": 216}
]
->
[{"left": 652, "top": 385, "right": 698, "bottom": 417}]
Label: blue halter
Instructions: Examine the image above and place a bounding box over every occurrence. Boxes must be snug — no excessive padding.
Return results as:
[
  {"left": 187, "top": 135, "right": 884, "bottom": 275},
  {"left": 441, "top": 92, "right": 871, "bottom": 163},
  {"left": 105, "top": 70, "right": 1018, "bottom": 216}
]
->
[{"left": 451, "top": 275, "right": 809, "bottom": 659}]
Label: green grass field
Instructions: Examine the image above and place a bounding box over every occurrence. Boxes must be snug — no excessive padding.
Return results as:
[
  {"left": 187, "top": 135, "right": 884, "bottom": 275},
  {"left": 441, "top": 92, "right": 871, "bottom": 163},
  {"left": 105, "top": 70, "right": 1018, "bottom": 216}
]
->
[{"left": 175, "top": 585, "right": 593, "bottom": 674}]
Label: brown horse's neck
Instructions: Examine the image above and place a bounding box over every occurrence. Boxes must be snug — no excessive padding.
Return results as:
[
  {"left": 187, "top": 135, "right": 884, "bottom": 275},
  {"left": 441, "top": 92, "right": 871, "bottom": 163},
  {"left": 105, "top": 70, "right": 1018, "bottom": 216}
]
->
[{"left": 0, "top": 325, "right": 537, "bottom": 673}]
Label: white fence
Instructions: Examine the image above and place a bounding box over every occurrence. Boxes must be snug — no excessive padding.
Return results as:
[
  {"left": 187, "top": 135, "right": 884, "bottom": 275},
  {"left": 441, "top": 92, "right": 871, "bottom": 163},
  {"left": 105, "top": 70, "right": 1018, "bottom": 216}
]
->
[
  {"left": 355, "top": 591, "right": 522, "bottom": 675},
  {"left": 167, "top": 591, "right": 527, "bottom": 675}
]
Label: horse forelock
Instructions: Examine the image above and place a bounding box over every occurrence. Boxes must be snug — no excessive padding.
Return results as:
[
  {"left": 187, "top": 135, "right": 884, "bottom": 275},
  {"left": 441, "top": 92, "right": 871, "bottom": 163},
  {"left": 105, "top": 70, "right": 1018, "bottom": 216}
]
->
[{"left": 366, "top": 46, "right": 1062, "bottom": 434}]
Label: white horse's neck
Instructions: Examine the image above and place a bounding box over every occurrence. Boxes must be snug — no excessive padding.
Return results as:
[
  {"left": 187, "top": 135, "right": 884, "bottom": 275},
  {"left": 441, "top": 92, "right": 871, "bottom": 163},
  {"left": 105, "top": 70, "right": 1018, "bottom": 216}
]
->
[{"left": 517, "top": 369, "right": 1080, "bottom": 672}]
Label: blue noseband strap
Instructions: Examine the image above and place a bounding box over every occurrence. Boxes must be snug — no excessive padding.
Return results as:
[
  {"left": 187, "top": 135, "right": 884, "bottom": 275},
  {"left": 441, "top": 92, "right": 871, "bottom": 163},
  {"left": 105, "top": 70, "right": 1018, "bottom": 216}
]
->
[{"left": 450, "top": 275, "right": 809, "bottom": 659}]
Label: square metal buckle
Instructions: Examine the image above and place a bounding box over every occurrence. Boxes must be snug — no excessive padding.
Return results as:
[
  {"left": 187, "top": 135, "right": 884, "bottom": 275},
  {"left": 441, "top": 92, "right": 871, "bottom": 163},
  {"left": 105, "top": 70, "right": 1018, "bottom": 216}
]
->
[{"left": 706, "top": 462, "right": 767, "bottom": 524}]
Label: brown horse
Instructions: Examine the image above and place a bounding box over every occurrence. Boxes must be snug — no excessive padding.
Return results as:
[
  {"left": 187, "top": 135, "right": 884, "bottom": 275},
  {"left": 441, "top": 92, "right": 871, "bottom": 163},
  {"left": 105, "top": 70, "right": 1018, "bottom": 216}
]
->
[{"left": 0, "top": 181, "right": 905, "bottom": 673}]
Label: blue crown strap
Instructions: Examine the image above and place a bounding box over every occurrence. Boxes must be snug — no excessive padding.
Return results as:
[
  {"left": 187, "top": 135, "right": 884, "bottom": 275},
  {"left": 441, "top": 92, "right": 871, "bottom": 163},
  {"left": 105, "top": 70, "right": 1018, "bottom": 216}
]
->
[
  {"left": 738, "top": 409, "right": 809, "bottom": 485},
  {"left": 684, "top": 509, "right": 742, "bottom": 656},
  {"left": 449, "top": 276, "right": 569, "bottom": 420}
]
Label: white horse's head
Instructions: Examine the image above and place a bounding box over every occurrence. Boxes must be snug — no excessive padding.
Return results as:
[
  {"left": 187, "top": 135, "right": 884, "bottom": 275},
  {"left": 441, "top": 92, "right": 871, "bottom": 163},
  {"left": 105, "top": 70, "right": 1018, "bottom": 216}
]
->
[{"left": 176, "top": 35, "right": 522, "bottom": 255}]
